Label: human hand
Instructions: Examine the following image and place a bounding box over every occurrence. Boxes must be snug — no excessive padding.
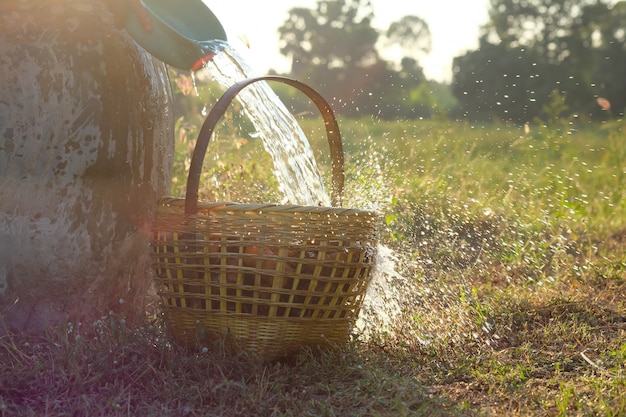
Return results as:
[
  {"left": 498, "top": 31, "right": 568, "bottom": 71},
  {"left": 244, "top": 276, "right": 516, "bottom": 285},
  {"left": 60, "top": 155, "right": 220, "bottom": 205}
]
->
[{"left": 108, "top": 0, "right": 152, "bottom": 32}]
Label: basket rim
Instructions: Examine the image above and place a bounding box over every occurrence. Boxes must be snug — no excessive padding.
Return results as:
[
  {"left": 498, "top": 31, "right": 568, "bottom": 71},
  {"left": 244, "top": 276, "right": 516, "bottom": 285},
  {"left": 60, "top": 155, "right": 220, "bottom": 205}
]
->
[{"left": 157, "top": 197, "right": 380, "bottom": 216}]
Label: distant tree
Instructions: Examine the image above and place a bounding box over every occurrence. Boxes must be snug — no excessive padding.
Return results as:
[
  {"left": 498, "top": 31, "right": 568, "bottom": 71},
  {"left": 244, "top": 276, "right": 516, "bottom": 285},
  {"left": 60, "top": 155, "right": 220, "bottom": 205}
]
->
[
  {"left": 489, "top": 0, "right": 598, "bottom": 63},
  {"left": 278, "top": 0, "right": 379, "bottom": 82},
  {"left": 452, "top": 37, "right": 552, "bottom": 122},
  {"left": 487, "top": 0, "right": 607, "bottom": 115},
  {"left": 385, "top": 15, "right": 431, "bottom": 65},
  {"left": 453, "top": 0, "right": 626, "bottom": 121},
  {"left": 277, "top": 0, "right": 438, "bottom": 119},
  {"left": 586, "top": 1, "right": 626, "bottom": 117}
]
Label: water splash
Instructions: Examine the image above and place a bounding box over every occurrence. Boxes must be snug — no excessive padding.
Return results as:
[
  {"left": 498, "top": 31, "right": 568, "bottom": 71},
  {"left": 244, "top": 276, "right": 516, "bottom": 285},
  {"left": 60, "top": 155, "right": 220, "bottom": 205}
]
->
[
  {"left": 356, "top": 245, "right": 408, "bottom": 336},
  {"left": 199, "top": 43, "right": 330, "bottom": 207}
]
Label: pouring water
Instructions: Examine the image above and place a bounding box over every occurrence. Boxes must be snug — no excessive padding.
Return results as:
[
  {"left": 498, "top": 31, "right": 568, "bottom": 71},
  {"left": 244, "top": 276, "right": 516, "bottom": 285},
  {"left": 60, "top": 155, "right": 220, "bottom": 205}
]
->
[{"left": 198, "top": 42, "right": 330, "bottom": 207}]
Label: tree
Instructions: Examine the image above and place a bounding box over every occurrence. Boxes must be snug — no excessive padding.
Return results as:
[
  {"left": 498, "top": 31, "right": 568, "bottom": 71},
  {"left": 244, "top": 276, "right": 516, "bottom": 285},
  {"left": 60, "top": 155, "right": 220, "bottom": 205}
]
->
[
  {"left": 453, "top": 0, "right": 626, "bottom": 122},
  {"left": 489, "top": 0, "right": 598, "bottom": 63},
  {"left": 278, "top": 0, "right": 436, "bottom": 119},
  {"left": 586, "top": 1, "right": 626, "bottom": 117},
  {"left": 279, "top": 0, "right": 379, "bottom": 81},
  {"left": 486, "top": 0, "right": 609, "bottom": 115},
  {"left": 385, "top": 15, "right": 432, "bottom": 67},
  {"left": 452, "top": 36, "right": 552, "bottom": 122}
]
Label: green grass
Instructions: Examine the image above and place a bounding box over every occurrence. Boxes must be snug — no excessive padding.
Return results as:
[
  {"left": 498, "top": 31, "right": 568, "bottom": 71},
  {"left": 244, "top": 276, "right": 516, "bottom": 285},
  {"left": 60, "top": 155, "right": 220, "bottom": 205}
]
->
[{"left": 1, "top": 89, "right": 625, "bottom": 415}]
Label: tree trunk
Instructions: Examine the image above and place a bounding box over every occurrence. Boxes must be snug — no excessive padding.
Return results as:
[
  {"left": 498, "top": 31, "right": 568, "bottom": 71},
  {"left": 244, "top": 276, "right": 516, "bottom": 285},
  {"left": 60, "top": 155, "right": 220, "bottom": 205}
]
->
[{"left": 0, "top": 0, "right": 174, "bottom": 335}]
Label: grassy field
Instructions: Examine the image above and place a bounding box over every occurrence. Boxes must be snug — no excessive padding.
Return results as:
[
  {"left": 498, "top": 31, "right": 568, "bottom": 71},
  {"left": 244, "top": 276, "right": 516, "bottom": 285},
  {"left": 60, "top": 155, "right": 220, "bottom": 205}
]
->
[{"left": 1, "top": 89, "right": 625, "bottom": 415}]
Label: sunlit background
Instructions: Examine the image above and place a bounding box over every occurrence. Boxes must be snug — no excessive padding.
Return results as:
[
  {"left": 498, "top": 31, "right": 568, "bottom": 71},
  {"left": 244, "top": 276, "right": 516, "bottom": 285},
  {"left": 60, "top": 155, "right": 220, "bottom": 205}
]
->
[{"left": 206, "top": 0, "right": 490, "bottom": 82}]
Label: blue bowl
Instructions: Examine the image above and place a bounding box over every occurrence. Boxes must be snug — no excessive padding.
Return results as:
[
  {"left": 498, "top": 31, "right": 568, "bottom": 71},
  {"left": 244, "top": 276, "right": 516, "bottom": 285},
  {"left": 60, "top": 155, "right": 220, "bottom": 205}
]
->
[{"left": 125, "top": 0, "right": 228, "bottom": 71}]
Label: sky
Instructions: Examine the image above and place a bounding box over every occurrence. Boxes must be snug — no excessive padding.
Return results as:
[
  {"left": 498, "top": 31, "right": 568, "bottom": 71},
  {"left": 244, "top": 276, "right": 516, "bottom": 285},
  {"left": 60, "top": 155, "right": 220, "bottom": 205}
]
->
[{"left": 205, "top": 0, "right": 491, "bottom": 83}]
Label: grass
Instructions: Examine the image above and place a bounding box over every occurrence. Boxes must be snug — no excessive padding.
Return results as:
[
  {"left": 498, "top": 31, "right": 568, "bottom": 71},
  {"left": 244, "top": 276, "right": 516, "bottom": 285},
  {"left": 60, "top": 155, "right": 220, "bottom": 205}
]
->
[{"left": 1, "top": 81, "right": 625, "bottom": 415}]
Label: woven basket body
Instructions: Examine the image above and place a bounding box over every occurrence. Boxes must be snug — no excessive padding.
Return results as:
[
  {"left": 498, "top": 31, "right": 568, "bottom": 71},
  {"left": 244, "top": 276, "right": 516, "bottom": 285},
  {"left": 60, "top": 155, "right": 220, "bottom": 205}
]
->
[{"left": 151, "top": 76, "right": 379, "bottom": 360}]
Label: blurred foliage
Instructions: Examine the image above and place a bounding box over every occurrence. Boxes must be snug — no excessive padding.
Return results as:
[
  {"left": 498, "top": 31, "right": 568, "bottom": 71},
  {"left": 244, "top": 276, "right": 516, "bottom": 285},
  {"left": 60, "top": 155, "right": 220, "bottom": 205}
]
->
[
  {"left": 272, "top": 0, "right": 625, "bottom": 123},
  {"left": 453, "top": 0, "right": 626, "bottom": 122},
  {"left": 277, "top": 0, "right": 435, "bottom": 120}
]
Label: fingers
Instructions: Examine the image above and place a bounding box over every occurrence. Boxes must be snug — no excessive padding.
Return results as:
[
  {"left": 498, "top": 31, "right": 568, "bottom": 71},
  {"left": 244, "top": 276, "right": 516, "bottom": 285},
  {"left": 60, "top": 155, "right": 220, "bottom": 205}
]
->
[
  {"left": 109, "top": 0, "right": 152, "bottom": 32},
  {"left": 109, "top": 0, "right": 127, "bottom": 29},
  {"left": 130, "top": 0, "right": 152, "bottom": 32}
]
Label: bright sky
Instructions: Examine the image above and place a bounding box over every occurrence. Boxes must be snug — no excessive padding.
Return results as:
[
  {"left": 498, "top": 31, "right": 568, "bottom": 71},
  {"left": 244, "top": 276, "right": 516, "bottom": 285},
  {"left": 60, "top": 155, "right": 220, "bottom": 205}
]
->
[{"left": 206, "top": 0, "right": 491, "bottom": 83}]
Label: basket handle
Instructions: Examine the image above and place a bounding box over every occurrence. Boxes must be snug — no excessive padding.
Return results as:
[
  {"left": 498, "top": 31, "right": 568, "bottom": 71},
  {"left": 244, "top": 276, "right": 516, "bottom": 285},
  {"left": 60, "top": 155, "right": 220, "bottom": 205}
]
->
[{"left": 184, "top": 76, "right": 345, "bottom": 215}]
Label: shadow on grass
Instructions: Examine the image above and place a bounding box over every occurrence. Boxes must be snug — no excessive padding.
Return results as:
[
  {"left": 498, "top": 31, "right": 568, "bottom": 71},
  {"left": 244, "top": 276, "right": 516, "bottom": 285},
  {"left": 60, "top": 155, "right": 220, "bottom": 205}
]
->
[{"left": 0, "top": 315, "right": 473, "bottom": 417}]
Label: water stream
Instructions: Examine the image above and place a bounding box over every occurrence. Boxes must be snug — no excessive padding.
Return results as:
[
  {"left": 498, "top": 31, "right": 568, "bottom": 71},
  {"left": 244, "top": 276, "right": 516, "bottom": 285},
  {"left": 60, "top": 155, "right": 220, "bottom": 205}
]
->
[{"left": 200, "top": 43, "right": 330, "bottom": 207}]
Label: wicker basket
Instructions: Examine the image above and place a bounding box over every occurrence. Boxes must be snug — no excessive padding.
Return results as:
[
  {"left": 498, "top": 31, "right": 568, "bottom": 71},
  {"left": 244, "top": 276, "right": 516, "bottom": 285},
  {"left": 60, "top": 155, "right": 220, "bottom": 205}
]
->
[{"left": 151, "top": 76, "right": 379, "bottom": 361}]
